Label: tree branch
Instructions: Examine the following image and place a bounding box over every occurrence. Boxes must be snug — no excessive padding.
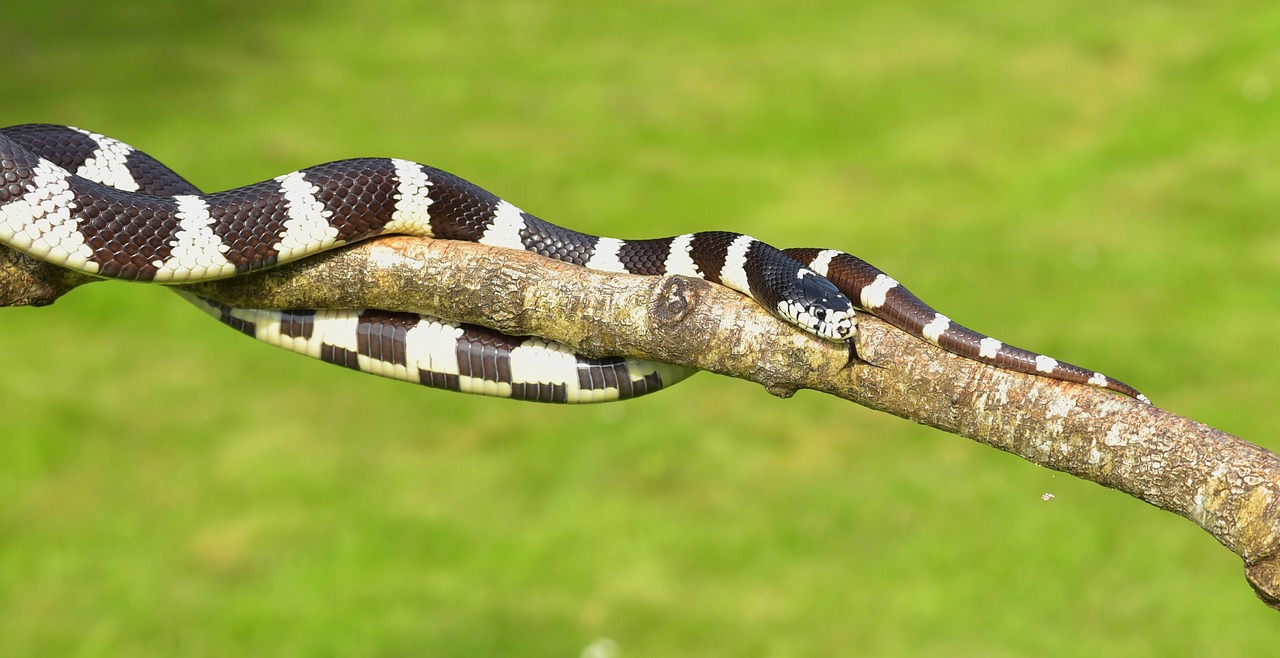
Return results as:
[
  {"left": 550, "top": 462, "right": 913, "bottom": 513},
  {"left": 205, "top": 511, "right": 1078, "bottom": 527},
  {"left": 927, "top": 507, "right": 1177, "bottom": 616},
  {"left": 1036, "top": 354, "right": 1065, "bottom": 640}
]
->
[{"left": 6, "top": 237, "right": 1280, "bottom": 609}]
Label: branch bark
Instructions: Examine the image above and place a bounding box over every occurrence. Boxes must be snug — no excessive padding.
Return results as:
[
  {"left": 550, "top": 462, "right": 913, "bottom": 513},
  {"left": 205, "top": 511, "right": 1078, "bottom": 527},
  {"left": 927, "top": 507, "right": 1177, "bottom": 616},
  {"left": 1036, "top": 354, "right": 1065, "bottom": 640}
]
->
[{"left": 5, "top": 238, "right": 1280, "bottom": 609}]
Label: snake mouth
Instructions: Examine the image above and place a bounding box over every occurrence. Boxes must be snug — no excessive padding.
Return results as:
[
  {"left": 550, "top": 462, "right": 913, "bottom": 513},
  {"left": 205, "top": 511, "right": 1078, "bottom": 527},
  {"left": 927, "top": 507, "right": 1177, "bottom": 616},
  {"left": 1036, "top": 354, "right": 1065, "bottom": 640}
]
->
[
  {"left": 778, "top": 300, "right": 857, "bottom": 342},
  {"left": 819, "top": 309, "right": 857, "bottom": 341}
]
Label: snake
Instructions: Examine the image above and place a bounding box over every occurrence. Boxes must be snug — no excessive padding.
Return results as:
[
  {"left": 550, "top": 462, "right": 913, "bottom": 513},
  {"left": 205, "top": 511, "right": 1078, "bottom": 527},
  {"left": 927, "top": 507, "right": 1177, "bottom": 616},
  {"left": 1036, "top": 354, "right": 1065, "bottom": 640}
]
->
[{"left": 0, "top": 124, "right": 1148, "bottom": 404}]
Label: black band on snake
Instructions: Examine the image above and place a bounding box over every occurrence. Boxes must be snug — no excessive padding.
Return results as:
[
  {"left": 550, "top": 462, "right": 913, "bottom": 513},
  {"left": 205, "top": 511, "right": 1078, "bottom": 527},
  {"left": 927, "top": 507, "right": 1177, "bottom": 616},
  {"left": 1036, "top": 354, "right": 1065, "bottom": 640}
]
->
[{"left": 0, "top": 124, "right": 1148, "bottom": 404}]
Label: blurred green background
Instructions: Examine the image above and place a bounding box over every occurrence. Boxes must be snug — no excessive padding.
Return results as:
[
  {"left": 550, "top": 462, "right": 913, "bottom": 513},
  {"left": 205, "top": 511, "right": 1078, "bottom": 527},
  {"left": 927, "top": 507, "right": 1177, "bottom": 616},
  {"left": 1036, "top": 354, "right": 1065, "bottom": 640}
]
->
[{"left": 3, "top": 1, "right": 1279, "bottom": 655}]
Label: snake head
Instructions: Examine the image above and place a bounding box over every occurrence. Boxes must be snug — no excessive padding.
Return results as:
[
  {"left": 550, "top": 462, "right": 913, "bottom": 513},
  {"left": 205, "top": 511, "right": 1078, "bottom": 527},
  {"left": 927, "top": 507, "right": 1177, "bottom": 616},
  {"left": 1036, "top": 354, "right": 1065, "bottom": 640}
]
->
[{"left": 778, "top": 269, "right": 857, "bottom": 342}]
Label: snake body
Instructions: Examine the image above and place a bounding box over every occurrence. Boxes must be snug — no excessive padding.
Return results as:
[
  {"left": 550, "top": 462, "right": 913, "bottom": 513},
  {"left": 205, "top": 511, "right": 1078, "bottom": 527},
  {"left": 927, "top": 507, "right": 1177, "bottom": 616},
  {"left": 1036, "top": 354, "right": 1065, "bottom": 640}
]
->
[{"left": 0, "top": 124, "right": 1148, "bottom": 404}]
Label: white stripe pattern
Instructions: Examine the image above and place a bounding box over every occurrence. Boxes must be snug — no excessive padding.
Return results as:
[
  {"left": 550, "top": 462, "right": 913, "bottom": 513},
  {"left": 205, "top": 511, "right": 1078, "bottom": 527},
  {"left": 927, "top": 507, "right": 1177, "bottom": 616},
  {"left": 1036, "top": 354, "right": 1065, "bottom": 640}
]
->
[
  {"left": 0, "top": 158, "right": 96, "bottom": 273},
  {"left": 719, "top": 234, "right": 756, "bottom": 295},
  {"left": 478, "top": 200, "right": 527, "bottom": 250},
  {"left": 151, "top": 195, "right": 232, "bottom": 280},
  {"left": 274, "top": 171, "right": 341, "bottom": 260},
  {"left": 409, "top": 320, "right": 466, "bottom": 376},
  {"left": 388, "top": 158, "right": 435, "bottom": 235},
  {"left": 584, "top": 237, "right": 628, "bottom": 272},
  {"left": 73, "top": 128, "right": 140, "bottom": 192},
  {"left": 807, "top": 249, "right": 841, "bottom": 277},
  {"left": 310, "top": 309, "right": 359, "bottom": 355},
  {"left": 861, "top": 274, "right": 899, "bottom": 310},
  {"left": 662, "top": 233, "right": 700, "bottom": 277},
  {"left": 509, "top": 338, "right": 579, "bottom": 392},
  {"left": 921, "top": 314, "right": 951, "bottom": 345}
]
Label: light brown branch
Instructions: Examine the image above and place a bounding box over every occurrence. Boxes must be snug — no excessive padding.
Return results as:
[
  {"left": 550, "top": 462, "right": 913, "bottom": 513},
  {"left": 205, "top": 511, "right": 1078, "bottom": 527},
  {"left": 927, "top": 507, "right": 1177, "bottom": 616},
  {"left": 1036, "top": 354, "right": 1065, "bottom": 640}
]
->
[{"left": 5, "top": 238, "right": 1280, "bottom": 609}]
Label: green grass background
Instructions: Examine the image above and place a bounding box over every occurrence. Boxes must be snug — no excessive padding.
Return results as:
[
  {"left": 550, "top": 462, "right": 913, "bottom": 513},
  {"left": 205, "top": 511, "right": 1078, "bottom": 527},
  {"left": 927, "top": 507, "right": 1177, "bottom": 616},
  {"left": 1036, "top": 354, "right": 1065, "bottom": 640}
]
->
[{"left": 3, "top": 1, "right": 1279, "bottom": 655}]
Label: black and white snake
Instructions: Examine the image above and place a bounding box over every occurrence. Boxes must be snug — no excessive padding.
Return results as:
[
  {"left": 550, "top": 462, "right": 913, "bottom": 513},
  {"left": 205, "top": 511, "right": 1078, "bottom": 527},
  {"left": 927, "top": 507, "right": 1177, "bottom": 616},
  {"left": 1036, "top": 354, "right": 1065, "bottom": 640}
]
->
[{"left": 0, "top": 124, "right": 1148, "bottom": 404}]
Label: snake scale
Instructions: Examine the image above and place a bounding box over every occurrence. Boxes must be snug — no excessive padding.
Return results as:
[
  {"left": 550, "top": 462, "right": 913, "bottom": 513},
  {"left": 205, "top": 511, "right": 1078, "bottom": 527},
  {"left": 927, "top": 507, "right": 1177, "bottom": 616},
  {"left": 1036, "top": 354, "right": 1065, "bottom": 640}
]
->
[{"left": 0, "top": 124, "right": 1147, "bottom": 404}]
